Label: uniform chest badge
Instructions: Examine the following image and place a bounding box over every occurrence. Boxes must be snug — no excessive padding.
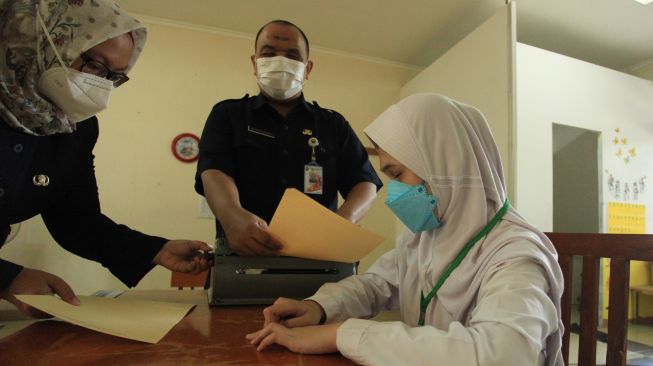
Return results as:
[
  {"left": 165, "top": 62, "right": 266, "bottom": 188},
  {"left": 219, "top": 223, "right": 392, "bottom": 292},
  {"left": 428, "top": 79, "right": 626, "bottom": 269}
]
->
[{"left": 33, "top": 174, "right": 50, "bottom": 187}]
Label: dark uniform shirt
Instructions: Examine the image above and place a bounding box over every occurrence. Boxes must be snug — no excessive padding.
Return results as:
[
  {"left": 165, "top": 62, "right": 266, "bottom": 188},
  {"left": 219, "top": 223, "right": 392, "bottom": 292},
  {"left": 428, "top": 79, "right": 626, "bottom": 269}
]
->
[
  {"left": 0, "top": 117, "right": 167, "bottom": 292},
  {"left": 195, "top": 94, "right": 382, "bottom": 234}
]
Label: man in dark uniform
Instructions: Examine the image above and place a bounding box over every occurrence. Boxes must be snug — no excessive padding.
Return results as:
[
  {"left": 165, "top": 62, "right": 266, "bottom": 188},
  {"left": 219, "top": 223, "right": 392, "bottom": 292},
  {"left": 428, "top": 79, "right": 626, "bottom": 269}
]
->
[{"left": 195, "top": 20, "right": 382, "bottom": 256}]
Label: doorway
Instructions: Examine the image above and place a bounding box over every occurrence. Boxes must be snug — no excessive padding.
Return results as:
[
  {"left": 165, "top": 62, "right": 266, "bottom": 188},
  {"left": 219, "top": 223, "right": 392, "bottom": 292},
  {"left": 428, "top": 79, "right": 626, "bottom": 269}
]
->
[{"left": 552, "top": 123, "right": 602, "bottom": 307}]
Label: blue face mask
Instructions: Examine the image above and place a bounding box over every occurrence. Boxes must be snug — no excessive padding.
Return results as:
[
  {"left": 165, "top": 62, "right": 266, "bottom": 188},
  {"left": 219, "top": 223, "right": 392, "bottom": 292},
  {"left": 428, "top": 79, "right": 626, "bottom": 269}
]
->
[{"left": 385, "top": 180, "right": 442, "bottom": 233}]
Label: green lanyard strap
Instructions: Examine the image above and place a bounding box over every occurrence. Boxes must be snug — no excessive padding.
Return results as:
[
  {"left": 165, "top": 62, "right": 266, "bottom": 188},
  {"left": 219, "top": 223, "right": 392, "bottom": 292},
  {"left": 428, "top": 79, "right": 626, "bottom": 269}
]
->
[{"left": 418, "top": 198, "right": 511, "bottom": 326}]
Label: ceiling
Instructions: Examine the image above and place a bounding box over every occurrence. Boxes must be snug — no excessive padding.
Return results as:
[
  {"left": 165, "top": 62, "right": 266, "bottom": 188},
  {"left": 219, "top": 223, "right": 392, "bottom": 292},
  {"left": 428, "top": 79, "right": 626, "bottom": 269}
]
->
[{"left": 119, "top": 0, "right": 653, "bottom": 71}]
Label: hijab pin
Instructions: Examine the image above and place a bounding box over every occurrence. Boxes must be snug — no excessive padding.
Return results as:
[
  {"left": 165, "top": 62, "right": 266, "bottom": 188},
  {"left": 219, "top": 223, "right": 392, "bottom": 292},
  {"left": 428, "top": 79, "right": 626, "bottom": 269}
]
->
[{"left": 33, "top": 174, "right": 50, "bottom": 187}]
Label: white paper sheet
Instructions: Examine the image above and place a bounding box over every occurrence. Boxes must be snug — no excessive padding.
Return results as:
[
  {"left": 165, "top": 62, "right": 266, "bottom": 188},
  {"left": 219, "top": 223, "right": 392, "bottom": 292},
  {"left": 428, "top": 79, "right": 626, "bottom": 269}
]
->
[{"left": 15, "top": 295, "right": 195, "bottom": 344}]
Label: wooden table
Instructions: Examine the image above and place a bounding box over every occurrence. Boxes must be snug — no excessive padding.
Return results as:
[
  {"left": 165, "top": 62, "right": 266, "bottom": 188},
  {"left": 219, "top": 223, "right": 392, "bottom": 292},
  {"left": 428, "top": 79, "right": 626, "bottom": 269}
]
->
[{"left": 0, "top": 290, "right": 355, "bottom": 365}]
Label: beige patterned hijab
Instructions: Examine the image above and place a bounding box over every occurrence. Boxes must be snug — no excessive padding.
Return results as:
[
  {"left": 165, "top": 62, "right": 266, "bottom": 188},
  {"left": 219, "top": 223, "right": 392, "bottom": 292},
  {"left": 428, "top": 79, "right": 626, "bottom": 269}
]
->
[
  {"left": 0, "top": 0, "right": 147, "bottom": 135},
  {"left": 364, "top": 93, "right": 564, "bottom": 365}
]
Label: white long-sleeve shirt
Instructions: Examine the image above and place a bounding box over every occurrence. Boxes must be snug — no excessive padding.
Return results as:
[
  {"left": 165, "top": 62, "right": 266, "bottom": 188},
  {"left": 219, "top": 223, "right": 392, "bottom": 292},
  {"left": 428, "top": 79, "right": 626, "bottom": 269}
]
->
[{"left": 308, "top": 249, "right": 560, "bottom": 366}]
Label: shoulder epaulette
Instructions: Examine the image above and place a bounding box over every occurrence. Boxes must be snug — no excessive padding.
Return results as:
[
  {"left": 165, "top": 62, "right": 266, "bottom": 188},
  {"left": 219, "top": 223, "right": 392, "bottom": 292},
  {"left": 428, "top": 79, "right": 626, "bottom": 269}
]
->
[
  {"left": 213, "top": 94, "right": 251, "bottom": 108},
  {"left": 312, "top": 101, "right": 340, "bottom": 115}
]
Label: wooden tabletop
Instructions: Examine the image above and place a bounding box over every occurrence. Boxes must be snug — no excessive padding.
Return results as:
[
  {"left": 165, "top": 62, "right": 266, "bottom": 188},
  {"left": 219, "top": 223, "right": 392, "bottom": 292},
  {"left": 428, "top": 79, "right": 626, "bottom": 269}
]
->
[{"left": 0, "top": 290, "right": 355, "bottom": 366}]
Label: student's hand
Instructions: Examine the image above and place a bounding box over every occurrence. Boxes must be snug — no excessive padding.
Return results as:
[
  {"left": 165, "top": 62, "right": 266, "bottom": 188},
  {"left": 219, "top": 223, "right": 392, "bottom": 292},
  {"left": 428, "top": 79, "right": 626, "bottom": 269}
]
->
[
  {"left": 223, "top": 208, "right": 281, "bottom": 256},
  {"left": 246, "top": 322, "right": 341, "bottom": 354},
  {"left": 153, "top": 240, "right": 213, "bottom": 274},
  {"left": 263, "top": 297, "right": 325, "bottom": 327},
  {"left": 0, "top": 267, "right": 80, "bottom": 318}
]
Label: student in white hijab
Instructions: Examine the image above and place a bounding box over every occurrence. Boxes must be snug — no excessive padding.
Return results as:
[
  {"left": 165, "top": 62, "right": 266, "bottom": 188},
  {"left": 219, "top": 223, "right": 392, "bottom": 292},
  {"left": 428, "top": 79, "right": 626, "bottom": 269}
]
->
[{"left": 247, "top": 93, "right": 564, "bottom": 366}]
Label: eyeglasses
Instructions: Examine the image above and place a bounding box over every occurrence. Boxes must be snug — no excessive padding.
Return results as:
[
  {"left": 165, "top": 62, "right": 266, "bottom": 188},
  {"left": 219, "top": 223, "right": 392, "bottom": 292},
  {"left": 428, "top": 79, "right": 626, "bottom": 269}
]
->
[{"left": 78, "top": 53, "right": 129, "bottom": 87}]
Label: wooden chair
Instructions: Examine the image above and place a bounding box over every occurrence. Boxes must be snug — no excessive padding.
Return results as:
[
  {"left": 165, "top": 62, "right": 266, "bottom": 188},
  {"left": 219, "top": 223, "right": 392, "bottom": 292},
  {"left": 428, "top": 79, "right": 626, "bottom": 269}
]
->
[
  {"left": 170, "top": 270, "right": 208, "bottom": 290},
  {"left": 545, "top": 233, "right": 653, "bottom": 366}
]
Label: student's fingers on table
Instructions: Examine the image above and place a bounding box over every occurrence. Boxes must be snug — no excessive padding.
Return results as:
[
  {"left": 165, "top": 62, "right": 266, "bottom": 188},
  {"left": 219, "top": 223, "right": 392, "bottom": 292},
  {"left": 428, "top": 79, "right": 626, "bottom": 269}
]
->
[
  {"left": 257, "top": 328, "right": 286, "bottom": 351},
  {"left": 246, "top": 323, "right": 288, "bottom": 351},
  {"left": 284, "top": 300, "right": 324, "bottom": 327},
  {"left": 245, "top": 325, "right": 270, "bottom": 344},
  {"left": 263, "top": 299, "right": 298, "bottom": 325},
  {"left": 263, "top": 299, "right": 314, "bottom": 327},
  {"left": 283, "top": 312, "right": 315, "bottom": 328}
]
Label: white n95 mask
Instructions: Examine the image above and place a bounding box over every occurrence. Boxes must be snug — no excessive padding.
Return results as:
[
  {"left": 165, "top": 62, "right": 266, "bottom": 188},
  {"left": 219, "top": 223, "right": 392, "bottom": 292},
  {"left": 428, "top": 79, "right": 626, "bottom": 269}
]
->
[
  {"left": 35, "top": 6, "right": 113, "bottom": 123},
  {"left": 37, "top": 68, "right": 113, "bottom": 123},
  {"left": 256, "top": 56, "right": 306, "bottom": 100}
]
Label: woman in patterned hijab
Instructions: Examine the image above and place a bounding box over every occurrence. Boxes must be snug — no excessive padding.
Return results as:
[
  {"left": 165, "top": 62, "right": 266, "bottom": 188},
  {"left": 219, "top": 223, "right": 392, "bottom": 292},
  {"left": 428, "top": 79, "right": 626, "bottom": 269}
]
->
[
  {"left": 0, "top": 0, "right": 213, "bottom": 318},
  {"left": 0, "top": 0, "right": 147, "bottom": 135}
]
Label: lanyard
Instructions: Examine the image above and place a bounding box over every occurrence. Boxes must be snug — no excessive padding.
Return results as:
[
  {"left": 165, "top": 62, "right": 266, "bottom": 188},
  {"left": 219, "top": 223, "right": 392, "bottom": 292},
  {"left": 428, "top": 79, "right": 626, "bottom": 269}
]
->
[{"left": 418, "top": 198, "right": 511, "bottom": 326}]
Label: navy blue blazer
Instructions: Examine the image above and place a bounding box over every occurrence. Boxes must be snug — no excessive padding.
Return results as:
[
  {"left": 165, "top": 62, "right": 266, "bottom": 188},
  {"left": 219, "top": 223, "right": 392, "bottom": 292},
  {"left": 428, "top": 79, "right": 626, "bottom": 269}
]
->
[{"left": 0, "top": 117, "right": 166, "bottom": 291}]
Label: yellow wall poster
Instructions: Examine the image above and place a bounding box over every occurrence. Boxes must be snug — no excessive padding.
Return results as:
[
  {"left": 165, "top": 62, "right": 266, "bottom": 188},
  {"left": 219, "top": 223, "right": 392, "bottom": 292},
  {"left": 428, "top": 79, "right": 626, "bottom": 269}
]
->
[
  {"left": 607, "top": 202, "right": 646, "bottom": 234},
  {"left": 603, "top": 202, "right": 651, "bottom": 320}
]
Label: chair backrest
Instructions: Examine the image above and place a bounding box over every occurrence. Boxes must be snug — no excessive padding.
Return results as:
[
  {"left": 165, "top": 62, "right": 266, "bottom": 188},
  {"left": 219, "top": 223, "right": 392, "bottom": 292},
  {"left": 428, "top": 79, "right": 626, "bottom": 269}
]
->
[
  {"left": 545, "top": 233, "right": 653, "bottom": 366},
  {"left": 171, "top": 270, "right": 208, "bottom": 290}
]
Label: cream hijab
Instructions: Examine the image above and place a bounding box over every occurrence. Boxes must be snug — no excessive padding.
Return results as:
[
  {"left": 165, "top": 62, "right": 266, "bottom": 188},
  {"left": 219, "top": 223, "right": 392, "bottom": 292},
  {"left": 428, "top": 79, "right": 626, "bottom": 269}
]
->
[
  {"left": 364, "top": 94, "right": 564, "bottom": 365},
  {"left": 0, "top": 0, "right": 147, "bottom": 135}
]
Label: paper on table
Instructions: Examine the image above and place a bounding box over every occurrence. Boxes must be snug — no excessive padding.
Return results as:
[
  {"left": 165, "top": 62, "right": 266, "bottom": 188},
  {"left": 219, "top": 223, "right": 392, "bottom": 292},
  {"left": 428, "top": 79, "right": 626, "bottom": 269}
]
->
[
  {"left": 269, "top": 188, "right": 384, "bottom": 262},
  {"left": 15, "top": 295, "right": 195, "bottom": 344}
]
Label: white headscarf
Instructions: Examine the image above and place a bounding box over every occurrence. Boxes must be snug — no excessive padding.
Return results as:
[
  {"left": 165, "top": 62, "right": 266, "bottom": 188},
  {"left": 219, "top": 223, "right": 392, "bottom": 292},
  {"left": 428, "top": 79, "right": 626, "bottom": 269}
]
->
[
  {"left": 0, "top": 0, "right": 147, "bottom": 135},
  {"left": 364, "top": 93, "right": 564, "bottom": 365}
]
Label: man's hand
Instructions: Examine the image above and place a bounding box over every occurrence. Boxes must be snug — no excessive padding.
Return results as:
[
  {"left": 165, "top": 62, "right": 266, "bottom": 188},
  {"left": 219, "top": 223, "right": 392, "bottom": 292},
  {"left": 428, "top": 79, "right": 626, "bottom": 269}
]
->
[
  {"left": 200, "top": 169, "right": 281, "bottom": 256},
  {"left": 0, "top": 267, "right": 80, "bottom": 318},
  {"left": 153, "top": 240, "right": 213, "bottom": 274},
  {"left": 223, "top": 208, "right": 281, "bottom": 256},
  {"left": 263, "top": 297, "right": 325, "bottom": 327}
]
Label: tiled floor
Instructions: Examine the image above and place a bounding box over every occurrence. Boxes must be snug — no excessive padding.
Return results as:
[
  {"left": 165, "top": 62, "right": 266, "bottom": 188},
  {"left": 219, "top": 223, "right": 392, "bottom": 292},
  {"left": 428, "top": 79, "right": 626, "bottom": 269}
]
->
[{"left": 567, "top": 307, "right": 653, "bottom": 366}]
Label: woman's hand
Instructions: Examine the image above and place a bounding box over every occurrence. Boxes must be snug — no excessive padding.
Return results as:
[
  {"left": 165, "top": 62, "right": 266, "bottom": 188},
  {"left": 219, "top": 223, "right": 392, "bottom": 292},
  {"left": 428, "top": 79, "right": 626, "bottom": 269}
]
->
[
  {"left": 153, "top": 240, "right": 213, "bottom": 274},
  {"left": 262, "top": 297, "right": 325, "bottom": 327},
  {"left": 246, "top": 322, "right": 341, "bottom": 354},
  {"left": 0, "top": 267, "right": 80, "bottom": 318}
]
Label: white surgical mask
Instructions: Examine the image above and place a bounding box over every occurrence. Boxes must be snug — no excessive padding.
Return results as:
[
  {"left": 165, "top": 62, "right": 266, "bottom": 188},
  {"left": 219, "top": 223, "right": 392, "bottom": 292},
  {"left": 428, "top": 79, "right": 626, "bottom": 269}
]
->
[
  {"left": 35, "top": 6, "right": 113, "bottom": 123},
  {"left": 256, "top": 56, "right": 306, "bottom": 100}
]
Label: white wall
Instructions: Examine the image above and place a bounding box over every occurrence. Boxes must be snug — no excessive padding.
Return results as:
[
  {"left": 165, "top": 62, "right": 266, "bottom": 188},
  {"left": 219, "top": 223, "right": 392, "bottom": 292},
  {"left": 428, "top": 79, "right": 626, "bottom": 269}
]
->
[
  {"left": 400, "top": 3, "right": 516, "bottom": 200},
  {"left": 515, "top": 43, "right": 653, "bottom": 233},
  {"left": 517, "top": 43, "right": 653, "bottom": 317}
]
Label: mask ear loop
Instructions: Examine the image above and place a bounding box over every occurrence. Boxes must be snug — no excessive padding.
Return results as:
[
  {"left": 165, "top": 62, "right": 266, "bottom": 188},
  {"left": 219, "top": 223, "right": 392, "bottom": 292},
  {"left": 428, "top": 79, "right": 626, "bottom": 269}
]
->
[{"left": 35, "top": 4, "right": 69, "bottom": 74}]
